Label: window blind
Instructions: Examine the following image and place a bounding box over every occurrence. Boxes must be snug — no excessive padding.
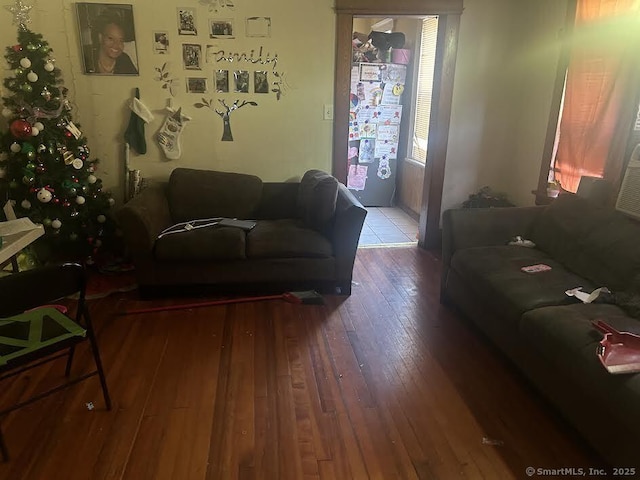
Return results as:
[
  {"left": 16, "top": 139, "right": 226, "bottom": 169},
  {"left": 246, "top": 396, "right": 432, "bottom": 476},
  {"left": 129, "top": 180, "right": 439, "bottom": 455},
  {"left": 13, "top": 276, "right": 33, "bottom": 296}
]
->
[{"left": 411, "top": 17, "right": 438, "bottom": 163}]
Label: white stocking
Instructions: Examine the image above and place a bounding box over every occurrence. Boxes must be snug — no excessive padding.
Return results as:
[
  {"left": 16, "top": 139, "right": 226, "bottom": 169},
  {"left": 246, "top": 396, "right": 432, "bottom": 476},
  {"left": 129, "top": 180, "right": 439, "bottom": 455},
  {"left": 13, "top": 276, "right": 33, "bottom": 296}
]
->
[{"left": 156, "top": 106, "right": 191, "bottom": 160}]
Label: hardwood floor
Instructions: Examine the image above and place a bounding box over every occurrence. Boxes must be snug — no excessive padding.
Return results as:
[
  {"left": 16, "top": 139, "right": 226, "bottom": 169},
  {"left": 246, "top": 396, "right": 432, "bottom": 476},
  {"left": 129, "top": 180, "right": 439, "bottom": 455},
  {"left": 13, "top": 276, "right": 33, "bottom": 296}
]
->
[{"left": 0, "top": 247, "right": 600, "bottom": 479}]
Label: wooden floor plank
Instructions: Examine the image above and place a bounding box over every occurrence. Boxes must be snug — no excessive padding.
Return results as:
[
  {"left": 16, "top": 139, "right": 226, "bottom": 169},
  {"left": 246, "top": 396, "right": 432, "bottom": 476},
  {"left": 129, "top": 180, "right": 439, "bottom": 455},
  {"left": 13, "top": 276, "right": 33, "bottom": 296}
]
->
[{"left": 0, "top": 247, "right": 602, "bottom": 479}]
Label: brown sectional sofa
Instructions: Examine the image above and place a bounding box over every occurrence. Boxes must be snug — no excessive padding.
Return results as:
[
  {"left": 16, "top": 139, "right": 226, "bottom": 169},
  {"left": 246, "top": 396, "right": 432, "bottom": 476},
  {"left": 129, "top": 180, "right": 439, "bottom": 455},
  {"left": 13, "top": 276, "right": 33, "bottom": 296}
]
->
[
  {"left": 116, "top": 168, "right": 367, "bottom": 296},
  {"left": 441, "top": 194, "right": 640, "bottom": 466}
]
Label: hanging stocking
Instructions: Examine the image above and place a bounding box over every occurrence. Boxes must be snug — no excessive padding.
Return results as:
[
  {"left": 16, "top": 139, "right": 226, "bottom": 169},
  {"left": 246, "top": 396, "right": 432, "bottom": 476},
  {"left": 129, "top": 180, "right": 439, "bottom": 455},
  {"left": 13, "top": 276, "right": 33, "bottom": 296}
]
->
[
  {"left": 124, "top": 88, "right": 154, "bottom": 154},
  {"left": 156, "top": 106, "right": 191, "bottom": 160}
]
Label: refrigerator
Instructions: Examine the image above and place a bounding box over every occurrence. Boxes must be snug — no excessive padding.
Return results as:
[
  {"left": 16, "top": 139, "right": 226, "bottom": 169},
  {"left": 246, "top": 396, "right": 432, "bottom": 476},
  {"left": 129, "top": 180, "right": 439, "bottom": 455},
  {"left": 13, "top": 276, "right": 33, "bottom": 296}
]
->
[{"left": 346, "top": 62, "right": 407, "bottom": 206}]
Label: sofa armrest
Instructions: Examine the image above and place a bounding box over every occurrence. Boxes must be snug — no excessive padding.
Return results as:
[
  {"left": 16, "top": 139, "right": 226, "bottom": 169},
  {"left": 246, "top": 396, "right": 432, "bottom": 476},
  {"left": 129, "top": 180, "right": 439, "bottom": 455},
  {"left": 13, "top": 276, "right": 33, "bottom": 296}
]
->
[
  {"left": 115, "top": 182, "right": 172, "bottom": 254},
  {"left": 331, "top": 184, "right": 367, "bottom": 293},
  {"left": 441, "top": 206, "right": 543, "bottom": 300}
]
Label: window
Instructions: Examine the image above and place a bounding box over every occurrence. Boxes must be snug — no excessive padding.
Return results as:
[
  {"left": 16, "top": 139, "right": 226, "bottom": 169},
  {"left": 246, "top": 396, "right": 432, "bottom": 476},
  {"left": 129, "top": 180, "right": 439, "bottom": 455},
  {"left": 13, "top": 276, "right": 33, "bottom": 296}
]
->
[
  {"left": 410, "top": 16, "right": 438, "bottom": 163},
  {"left": 544, "top": 0, "right": 640, "bottom": 194}
]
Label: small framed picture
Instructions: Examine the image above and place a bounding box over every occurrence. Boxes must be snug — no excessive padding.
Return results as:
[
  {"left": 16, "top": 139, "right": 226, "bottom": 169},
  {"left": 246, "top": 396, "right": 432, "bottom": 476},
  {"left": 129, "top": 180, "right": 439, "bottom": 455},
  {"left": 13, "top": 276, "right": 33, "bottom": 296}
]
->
[
  {"left": 177, "top": 7, "right": 197, "bottom": 35},
  {"left": 234, "top": 70, "right": 249, "bottom": 93},
  {"left": 182, "top": 43, "right": 202, "bottom": 70},
  {"left": 215, "top": 70, "right": 229, "bottom": 93},
  {"left": 153, "top": 31, "right": 169, "bottom": 54},
  {"left": 254, "top": 71, "right": 269, "bottom": 94},
  {"left": 246, "top": 17, "right": 271, "bottom": 37},
  {"left": 209, "top": 19, "right": 234, "bottom": 39},
  {"left": 186, "top": 77, "right": 208, "bottom": 94}
]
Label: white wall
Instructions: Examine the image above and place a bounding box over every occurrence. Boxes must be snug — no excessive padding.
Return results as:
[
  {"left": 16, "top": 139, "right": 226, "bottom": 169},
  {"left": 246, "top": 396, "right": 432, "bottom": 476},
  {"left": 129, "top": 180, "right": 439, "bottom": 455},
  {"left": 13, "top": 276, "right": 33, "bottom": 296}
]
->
[
  {"left": 1, "top": 0, "right": 568, "bottom": 212},
  {"left": 0, "top": 0, "right": 336, "bottom": 203},
  {"left": 442, "top": 0, "right": 567, "bottom": 211}
]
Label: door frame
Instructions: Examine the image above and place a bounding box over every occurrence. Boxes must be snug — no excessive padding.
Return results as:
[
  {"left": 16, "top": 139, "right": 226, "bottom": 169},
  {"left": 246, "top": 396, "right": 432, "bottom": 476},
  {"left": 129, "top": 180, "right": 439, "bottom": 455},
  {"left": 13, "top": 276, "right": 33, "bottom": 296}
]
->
[{"left": 333, "top": 0, "right": 462, "bottom": 249}]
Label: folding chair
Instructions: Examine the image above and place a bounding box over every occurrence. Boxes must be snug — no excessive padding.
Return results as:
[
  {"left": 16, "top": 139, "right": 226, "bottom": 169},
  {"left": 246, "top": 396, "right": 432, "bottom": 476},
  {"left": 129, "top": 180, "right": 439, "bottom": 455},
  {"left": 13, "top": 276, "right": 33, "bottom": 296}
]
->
[{"left": 0, "top": 262, "right": 111, "bottom": 461}]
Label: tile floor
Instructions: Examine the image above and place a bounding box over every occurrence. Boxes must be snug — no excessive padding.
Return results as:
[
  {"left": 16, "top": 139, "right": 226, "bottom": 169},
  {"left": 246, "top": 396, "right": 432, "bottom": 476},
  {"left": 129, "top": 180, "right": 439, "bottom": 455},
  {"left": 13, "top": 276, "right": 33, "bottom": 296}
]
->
[{"left": 359, "top": 207, "right": 419, "bottom": 247}]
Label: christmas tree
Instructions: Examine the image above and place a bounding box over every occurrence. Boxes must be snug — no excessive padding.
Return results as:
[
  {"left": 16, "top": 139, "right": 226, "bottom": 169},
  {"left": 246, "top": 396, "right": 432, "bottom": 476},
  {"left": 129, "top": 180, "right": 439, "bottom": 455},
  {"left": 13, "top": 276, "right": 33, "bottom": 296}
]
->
[{"left": 0, "top": 4, "right": 114, "bottom": 262}]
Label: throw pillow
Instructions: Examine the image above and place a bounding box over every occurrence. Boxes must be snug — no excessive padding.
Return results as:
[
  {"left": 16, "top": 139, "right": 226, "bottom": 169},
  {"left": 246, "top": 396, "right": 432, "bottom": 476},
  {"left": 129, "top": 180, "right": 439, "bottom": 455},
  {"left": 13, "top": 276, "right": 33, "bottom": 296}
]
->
[
  {"left": 297, "top": 170, "right": 339, "bottom": 233},
  {"left": 168, "top": 168, "right": 263, "bottom": 223}
]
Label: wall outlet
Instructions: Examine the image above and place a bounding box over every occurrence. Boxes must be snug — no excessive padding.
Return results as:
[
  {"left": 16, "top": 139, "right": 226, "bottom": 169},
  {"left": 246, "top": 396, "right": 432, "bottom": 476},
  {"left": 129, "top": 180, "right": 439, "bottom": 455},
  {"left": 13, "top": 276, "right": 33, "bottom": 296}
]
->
[{"left": 323, "top": 104, "right": 334, "bottom": 120}]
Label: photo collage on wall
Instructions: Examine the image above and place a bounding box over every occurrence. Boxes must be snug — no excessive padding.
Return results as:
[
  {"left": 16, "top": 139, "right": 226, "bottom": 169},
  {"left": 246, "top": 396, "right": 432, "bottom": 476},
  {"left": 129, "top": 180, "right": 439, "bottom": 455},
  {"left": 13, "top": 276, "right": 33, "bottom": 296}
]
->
[{"left": 149, "top": 6, "right": 278, "bottom": 97}]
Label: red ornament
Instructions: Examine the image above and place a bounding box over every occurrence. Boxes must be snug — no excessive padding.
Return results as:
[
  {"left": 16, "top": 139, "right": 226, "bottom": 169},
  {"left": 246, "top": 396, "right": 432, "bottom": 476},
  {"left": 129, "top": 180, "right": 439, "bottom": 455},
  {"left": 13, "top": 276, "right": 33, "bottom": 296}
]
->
[
  {"left": 10, "top": 119, "right": 32, "bottom": 140},
  {"left": 12, "top": 44, "right": 22, "bottom": 52},
  {"left": 64, "top": 131, "right": 73, "bottom": 138}
]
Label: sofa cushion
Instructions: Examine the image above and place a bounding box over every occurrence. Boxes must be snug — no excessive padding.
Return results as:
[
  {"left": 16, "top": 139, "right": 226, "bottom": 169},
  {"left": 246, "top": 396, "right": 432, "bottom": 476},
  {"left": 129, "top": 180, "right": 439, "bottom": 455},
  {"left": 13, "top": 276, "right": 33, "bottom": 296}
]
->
[
  {"left": 168, "top": 168, "right": 263, "bottom": 223},
  {"left": 297, "top": 170, "right": 339, "bottom": 233},
  {"left": 154, "top": 226, "right": 246, "bottom": 261},
  {"left": 450, "top": 245, "right": 595, "bottom": 323},
  {"left": 246, "top": 219, "right": 333, "bottom": 259},
  {"left": 520, "top": 303, "right": 640, "bottom": 432},
  {"left": 530, "top": 194, "right": 640, "bottom": 291}
]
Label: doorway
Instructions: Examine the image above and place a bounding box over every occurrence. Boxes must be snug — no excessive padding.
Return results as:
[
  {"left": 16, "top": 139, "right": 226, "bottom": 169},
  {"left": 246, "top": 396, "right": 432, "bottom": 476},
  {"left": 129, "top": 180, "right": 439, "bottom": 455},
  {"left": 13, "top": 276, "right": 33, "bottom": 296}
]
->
[
  {"left": 347, "top": 16, "right": 437, "bottom": 220},
  {"left": 332, "top": 1, "right": 462, "bottom": 249}
]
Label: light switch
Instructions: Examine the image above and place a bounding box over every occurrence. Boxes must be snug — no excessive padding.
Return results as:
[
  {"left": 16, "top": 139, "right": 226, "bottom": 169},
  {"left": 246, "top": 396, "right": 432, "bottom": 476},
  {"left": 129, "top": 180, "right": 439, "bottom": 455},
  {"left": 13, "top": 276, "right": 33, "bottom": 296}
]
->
[{"left": 323, "top": 104, "right": 334, "bottom": 120}]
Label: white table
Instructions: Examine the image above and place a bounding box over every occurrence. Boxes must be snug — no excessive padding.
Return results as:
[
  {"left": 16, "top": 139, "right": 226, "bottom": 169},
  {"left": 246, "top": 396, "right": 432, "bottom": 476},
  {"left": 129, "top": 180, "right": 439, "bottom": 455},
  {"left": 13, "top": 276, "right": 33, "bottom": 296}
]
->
[{"left": 0, "top": 225, "right": 44, "bottom": 272}]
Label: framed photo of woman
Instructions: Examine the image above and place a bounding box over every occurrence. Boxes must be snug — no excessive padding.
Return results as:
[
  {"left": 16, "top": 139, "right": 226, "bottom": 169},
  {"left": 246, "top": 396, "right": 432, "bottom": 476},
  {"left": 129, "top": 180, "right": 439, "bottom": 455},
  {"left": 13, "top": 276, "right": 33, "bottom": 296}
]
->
[{"left": 76, "top": 3, "right": 139, "bottom": 75}]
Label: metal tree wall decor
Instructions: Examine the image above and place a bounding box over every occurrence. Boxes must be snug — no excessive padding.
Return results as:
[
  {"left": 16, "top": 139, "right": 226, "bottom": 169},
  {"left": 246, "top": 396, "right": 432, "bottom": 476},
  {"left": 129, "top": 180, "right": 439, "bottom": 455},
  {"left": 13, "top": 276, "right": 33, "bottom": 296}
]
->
[{"left": 194, "top": 98, "right": 256, "bottom": 141}]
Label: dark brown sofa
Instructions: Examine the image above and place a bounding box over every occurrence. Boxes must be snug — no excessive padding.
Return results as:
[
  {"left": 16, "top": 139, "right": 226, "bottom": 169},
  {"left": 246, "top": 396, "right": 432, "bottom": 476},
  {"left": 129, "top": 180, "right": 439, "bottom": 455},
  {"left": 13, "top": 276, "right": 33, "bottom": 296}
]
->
[
  {"left": 116, "top": 168, "right": 367, "bottom": 296},
  {"left": 441, "top": 194, "right": 640, "bottom": 466}
]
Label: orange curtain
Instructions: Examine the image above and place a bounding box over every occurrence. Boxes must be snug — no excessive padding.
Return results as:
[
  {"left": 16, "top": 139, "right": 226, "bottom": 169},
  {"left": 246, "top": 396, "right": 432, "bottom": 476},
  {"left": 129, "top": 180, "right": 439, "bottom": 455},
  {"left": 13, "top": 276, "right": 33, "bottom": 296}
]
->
[{"left": 555, "top": 0, "right": 640, "bottom": 193}]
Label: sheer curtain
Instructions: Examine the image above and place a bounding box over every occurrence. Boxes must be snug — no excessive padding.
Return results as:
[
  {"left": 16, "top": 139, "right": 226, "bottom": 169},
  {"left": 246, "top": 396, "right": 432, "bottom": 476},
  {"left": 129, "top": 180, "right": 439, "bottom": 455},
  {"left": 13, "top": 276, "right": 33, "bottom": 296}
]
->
[{"left": 554, "top": 0, "right": 640, "bottom": 193}]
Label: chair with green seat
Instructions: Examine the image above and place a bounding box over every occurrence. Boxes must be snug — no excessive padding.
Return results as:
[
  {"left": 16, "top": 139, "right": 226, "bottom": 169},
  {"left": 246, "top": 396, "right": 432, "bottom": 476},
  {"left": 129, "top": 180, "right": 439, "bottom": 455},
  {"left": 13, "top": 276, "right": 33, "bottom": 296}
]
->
[{"left": 0, "top": 262, "right": 111, "bottom": 461}]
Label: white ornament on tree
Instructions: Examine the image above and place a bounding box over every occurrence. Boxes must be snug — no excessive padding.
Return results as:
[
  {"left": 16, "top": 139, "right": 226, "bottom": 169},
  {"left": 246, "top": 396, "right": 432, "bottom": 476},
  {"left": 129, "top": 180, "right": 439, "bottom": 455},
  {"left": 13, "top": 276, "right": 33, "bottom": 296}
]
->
[
  {"left": 36, "top": 188, "right": 52, "bottom": 203},
  {"left": 27, "top": 71, "right": 38, "bottom": 82},
  {"left": 75, "top": 195, "right": 85, "bottom": 205},
  {"left": 87, "top": 174, "right": 97, "bottom": 184},
  {"left": 30, "top": 126, "right": 39, "bottom": 136},
  {"left": 34, "top": 121, "right": 44, "bottom": 131},
  {"left": 97, "top": 214, "right": 106, "bottom": 223},
  {"left": 108, "top": 197, "right": 115, "bottom": 206},
  {"left": 19, "top": 57, "right": 31, "bottom": 68},
  {"left": 10, "top": 142, "right": 21, "bottom": 153},
  {"left": 21, "top": 199, "right": 31, "bottom": 209},
  {"left": 44, "top": 61, "right": 54, "bottom": 72},
  {"left": 51, "top": 219, "right": 62, "bottom": 229}
]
